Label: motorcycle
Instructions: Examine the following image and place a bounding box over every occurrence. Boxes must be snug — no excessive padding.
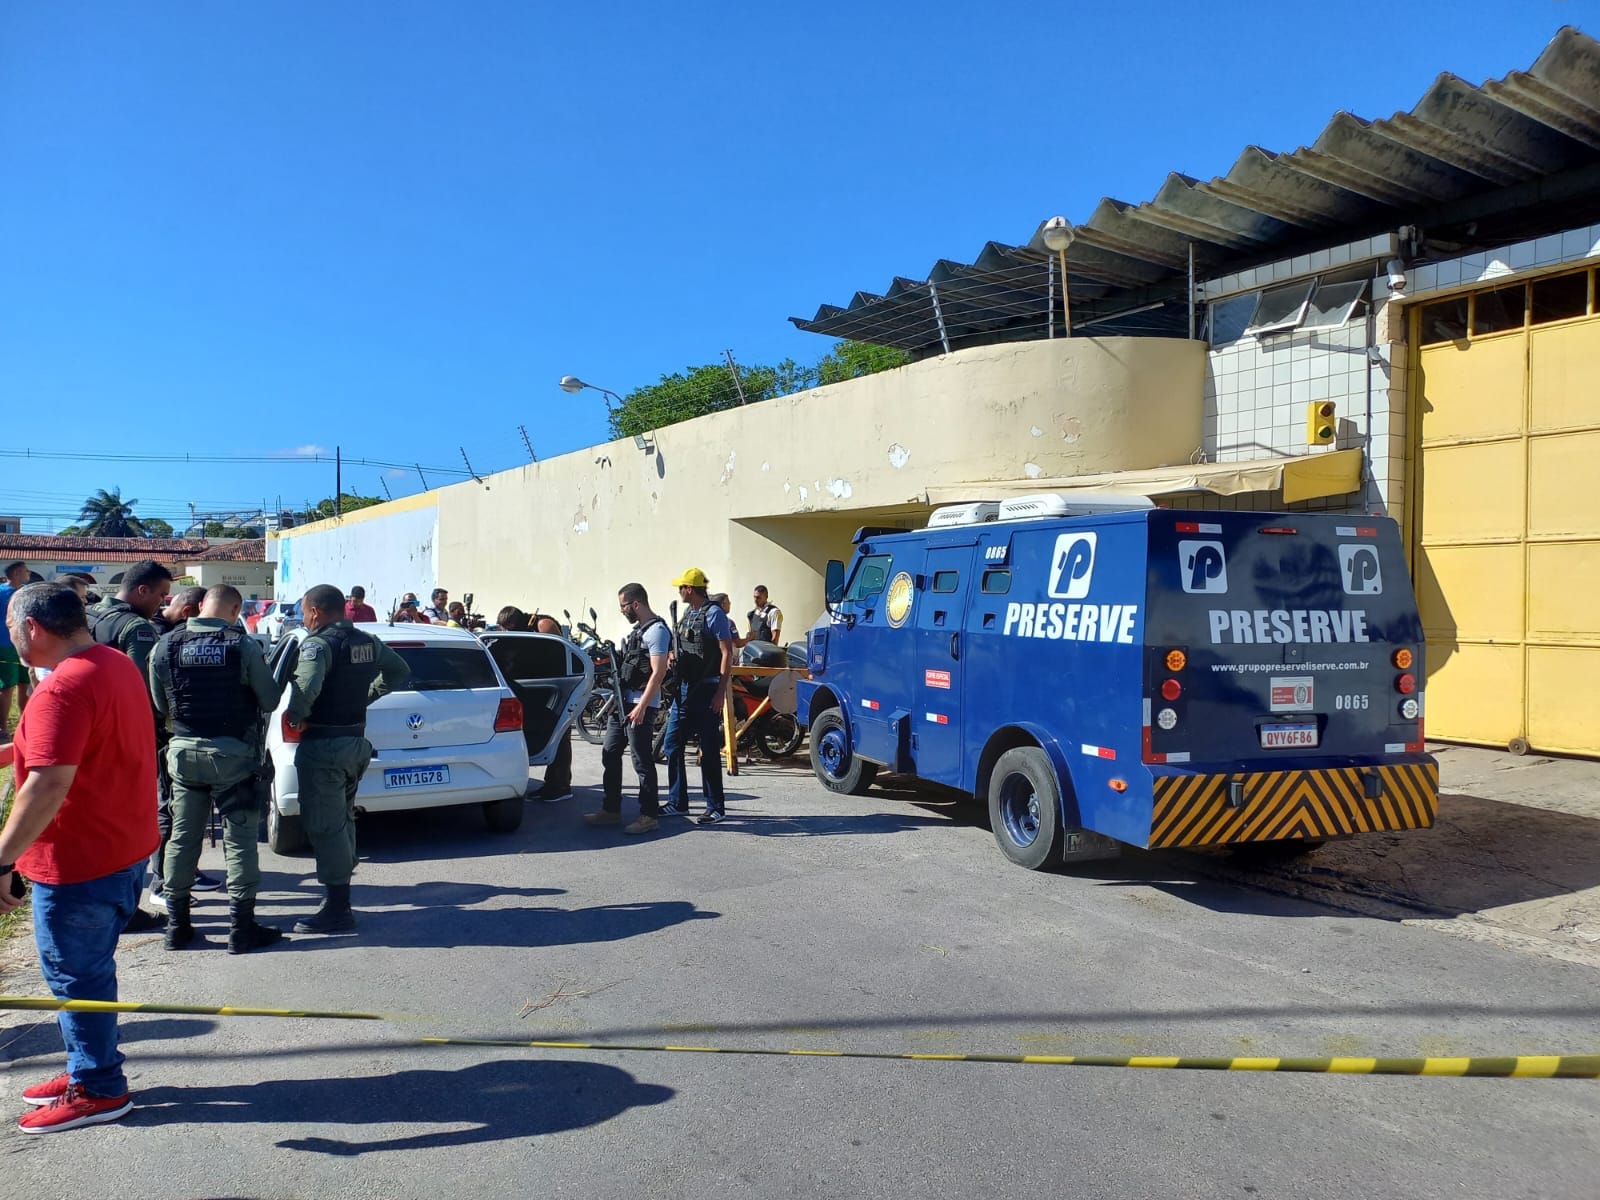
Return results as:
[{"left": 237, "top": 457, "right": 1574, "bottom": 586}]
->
[
  {"left": 569, "top": 608, "right": 668, "bottom": 747},
  {"left": 647, "top": 639, "right": 804, "bottom": 764}
]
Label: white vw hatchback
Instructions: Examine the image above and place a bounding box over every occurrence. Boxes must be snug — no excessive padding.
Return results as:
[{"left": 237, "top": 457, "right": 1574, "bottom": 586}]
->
[{"left": 262, "top": 622, "right": 593, "bottom": 853}]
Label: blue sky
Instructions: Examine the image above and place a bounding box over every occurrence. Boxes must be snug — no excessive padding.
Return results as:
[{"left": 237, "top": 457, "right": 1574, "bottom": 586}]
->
[{"left": 0, "top": 2, "right": 1591, "bottom": 532}]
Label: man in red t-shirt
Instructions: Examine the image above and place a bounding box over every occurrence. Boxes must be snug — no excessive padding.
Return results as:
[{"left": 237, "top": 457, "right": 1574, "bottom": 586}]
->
[
  {"left": 0, "top": 582, "right": 158, "bottom": 1135},
  {"left": 344, "top": 586, "right": 378, "bottom": 624}
]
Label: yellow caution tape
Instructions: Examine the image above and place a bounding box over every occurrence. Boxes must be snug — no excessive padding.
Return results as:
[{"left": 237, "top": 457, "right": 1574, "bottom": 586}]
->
[{"left": 2, "top": 997, "right": 1594, "bottom": 1078}]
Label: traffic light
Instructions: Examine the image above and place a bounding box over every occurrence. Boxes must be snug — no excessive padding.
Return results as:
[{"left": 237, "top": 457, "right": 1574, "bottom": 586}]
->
[{"left": 1306, "top": 401, "right": 1337, "bottom": 446}]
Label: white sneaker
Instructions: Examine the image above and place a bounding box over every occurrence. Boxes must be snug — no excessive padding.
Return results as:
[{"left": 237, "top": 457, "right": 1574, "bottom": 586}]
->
[{"left": 146, "top": 889, "right": 168, "bottom": 913}]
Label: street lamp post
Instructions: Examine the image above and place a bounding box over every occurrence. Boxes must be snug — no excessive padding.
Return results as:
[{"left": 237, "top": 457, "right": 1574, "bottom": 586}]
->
[
  {"left": 559, "top": 375, "right": 624, "bottom": 411},
  {"left": 1041, "top": 216, "right": 1075, "bottom": 335}
]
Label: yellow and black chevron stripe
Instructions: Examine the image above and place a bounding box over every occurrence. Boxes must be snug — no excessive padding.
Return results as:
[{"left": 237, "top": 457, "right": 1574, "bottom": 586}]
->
[{"left": 1148, "top": 762, "right": 1438, "bottom": 849}]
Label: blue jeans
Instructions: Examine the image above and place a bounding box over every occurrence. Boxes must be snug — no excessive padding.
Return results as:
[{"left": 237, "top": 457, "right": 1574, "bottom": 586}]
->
[
  {"left": 663, "top": 681, "right": 725, "bottom": 813},
  {"left": 31, "top": 864, "right": 142, "bottom": 1097}
]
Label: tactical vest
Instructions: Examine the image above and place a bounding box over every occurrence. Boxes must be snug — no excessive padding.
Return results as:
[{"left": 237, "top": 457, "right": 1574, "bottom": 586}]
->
[
  {"left": 88, "top": 599, "right": 145, "bottom": 652},
  {"left": 166, "top": 624, "right": 258, "bottom": 739},
  {"left": 619, "top": 617, "right": 666, "bottom": 691},
  {"left": 748, "top": 604, "right": 777, "bottom": 643},
  {"left": 672, "top": 606, "right": 714, "bottom": 687},
  {"left": 304, "top": 623, "right": 382, "bottom": 739}
]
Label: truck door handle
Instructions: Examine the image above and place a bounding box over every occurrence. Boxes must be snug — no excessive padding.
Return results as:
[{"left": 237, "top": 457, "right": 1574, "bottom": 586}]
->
[{"left": 949, "top": 633, "right": 960, "bottom": 661}]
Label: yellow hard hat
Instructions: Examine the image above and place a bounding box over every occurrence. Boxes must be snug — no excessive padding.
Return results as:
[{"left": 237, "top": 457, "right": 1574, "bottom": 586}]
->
[{"left": 673, "top": 567, "right": 710, "bottom": 588}]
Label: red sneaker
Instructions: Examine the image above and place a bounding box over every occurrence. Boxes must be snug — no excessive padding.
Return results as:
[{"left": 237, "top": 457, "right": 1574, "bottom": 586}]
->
[
  {"left": 16, "top": 1083, "right": 132, "bottom": 1134},
  {"left": 20, "top": 1072, "right": 71, "bottom": 1106}
]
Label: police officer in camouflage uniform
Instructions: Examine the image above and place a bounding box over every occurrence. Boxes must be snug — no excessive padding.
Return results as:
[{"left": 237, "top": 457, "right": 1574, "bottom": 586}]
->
[
  {"left": 284, "top": 584, "right": 410, "bottom": 934},
  {"left": 149, "top": 584, "right": 285, "bottom": 953},
  {"left": 88, "top": 559, "right": 173, "bottom": 933}
]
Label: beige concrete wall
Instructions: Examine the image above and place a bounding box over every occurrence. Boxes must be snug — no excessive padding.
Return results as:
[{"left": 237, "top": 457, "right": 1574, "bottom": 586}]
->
[
  {"left": 281, "top": 336, "right": 1204, "bottom": 640},
  {"left": 434, "top": 336, "right": 1204, "bottom": 639}
]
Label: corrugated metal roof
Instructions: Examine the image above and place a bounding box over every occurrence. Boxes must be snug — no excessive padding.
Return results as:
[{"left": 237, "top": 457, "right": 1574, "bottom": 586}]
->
[{"left": 793, "top": 26, "right": 1600, "bottom": 354}]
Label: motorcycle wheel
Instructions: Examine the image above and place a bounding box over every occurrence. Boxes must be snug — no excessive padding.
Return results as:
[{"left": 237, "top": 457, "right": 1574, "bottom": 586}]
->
[
  {"left": 576, "top": 695, "right": 611, "bottom": 745},
  {"left": 758, "top": 713, "right": 804, "bottom": 759},
  {"left": 651, "top": 709, "right": 670, "bottom": 763}
]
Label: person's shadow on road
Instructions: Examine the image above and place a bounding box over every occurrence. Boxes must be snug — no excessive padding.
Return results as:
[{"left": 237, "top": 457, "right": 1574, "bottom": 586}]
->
[
  {"left": 130, "top": 1058, "right": 671, "bottom": 1154},
  {"left": 273, "top": 897, "right": 720, "bottom": 951}
]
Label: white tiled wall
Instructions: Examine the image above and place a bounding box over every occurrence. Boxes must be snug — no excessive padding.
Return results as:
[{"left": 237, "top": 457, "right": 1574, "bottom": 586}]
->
[{"left": 1406, "top": 224, "right": 1600, "bottom": 297}]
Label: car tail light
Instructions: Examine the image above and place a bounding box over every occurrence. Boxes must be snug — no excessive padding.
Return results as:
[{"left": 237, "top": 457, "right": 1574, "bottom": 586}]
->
[
  {"left": 1392, "top": 648, "right": 1414, "bottom": 669},
  {"left": 1396, "top": 673, "right": 1417, "bottom": 695},
  {"left": 494, "top": 697, "right": 524, "bottom": 732},
  {"left": 1160, "top": 678, "right": 1182, "bottom": 701},
  {"left": 281, "top": 713, "right": 301, "bottom": 743},
  {"left": 1165, "top": 649, "right": 1187, "bottom": 672}
]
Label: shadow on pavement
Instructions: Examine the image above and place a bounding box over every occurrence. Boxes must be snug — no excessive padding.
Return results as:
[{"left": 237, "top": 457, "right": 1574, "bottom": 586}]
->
[
  {"left": 129, "top": 1058, "right": 672, "bottom": 1153},
  {"left": 1, "top": 1016, "right": 221, "bottom": 1067},
  {"left": 277, "top": 899, "right": 719, "bottom": 952}
]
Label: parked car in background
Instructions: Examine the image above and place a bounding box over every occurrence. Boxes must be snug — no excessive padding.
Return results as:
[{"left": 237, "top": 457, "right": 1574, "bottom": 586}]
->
[
  {"left": 259, "top": 600, "right": 303, "bottom": 646},
  {"left": 241, "top": 599, "right": 276, "bottom": 644},
  {"left": 262, "top": 622, "right": 592, "bottom": 851}
]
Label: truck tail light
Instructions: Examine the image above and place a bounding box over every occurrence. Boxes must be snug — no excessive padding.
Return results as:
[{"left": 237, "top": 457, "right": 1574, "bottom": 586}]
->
[
  {"left": 1392, "top": 648, "right": 1414, "bottom": 669},
  {"left": 281, "top": 713, "right": 301, "bottom": 744},
  {"left": 494, "top": 697, "right": 524, "bottom": 733},
  {"left": 1164, "top": 649, "right": 1187, "bottom": 672},
  {"left": 1396, "top": 673, "right": 1417, "bottom": 695},
  {"left": 1160, "top": 678, "right": 1182, "bottom": 701}
]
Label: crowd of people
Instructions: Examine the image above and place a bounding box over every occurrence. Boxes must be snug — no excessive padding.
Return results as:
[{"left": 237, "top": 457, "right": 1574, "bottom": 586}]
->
[{"left": 0, "top": 556, "right": 786, "bottom": 1133}]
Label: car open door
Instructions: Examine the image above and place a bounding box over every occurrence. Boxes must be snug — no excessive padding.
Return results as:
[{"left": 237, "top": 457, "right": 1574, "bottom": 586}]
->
[{"left": 478, "top": 632, "right": 595, "bottom": 766}]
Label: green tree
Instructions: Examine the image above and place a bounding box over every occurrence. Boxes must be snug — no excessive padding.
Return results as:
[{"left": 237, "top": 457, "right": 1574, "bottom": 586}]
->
[
  {"left": 607, "top": 340, "right": 906, "bottom": 438},
  {"left": 143, "top": 517, "right": 175, "bottom": 539},
  {"left": 202, "top": 521, "right": 266, "bottom": 538},
  {"left": 57, "top": 524, "right": 85, "bottom": 536},
  {"left": 310, "top": 494, "right": 383, "bottom": 521},
  {"left": 76, "top": 488, "right": 147, "bottom": 538}
]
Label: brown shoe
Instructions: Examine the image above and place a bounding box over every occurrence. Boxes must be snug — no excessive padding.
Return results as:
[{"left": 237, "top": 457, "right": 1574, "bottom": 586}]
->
[
  {"left": 624, "top": 815, "right": 659, "bottom": 835},
  {"left": 583, "top": 811, "right": 622, "bottom": 826}
]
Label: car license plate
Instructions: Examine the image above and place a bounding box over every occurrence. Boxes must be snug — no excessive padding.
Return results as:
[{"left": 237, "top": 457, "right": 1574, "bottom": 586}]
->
[
  {"left": 383, "top": 765, "right": 451, "bottom": 790},
  {"left": 1260, "top": 724, "right": 1318, "bottom": 749}
]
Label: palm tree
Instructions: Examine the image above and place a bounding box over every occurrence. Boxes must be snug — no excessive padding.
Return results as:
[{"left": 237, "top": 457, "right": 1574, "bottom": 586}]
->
[{"left": 77, "top": 488, "right": 148, "bottom": 538}]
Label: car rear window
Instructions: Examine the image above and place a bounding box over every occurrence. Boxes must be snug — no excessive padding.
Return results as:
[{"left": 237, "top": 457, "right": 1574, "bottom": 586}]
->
[{"left": 389, "top": 645, "right": 499, "bottom": 691}]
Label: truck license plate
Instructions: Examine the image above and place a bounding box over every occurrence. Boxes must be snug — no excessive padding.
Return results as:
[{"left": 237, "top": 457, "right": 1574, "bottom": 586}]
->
[
  {"left": 383, "top": 765, "right": 451, "bottom": 790},
  {"left": 1260, "top": 724, "right": 1318, "bottom": 749}
]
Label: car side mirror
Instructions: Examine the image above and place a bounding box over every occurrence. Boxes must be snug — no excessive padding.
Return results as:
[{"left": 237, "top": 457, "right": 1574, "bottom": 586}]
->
[{"left": 824, "top": 559, "right": 846, "bottom": 606}]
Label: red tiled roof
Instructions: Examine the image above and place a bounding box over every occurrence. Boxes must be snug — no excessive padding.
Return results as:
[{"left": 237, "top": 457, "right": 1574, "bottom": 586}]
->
[
  {"left": 0, "top": 534, "right": 212, "bottom": 563},
  {"left": 176, "top": 539, "right": 266, "bottom": 563}
]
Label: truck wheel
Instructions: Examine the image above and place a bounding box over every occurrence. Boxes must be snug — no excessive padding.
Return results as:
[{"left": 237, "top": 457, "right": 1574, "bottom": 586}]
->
[
  {"left": 267, "top": 790, "right": 307, "bottom": 855},
  {"left": 483, "top": 796, "right": 525, "bottom": 833},
  {"left": 987, "top": 747, "right": 1064, "bottom": 870},
  {"left": 810, "top": 708, "right": 877, "bottom": 796}
]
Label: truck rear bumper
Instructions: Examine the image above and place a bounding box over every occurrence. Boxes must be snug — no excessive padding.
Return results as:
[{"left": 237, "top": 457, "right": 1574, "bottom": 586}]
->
[{"left": 1146, "top": 758, "right": 1438, "bottom": 849}]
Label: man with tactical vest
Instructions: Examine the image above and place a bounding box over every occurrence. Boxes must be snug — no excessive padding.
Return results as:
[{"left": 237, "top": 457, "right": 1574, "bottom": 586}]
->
[
  {"left": 148, "top": 584, "right": 284, "bottom": 953},
  {"left": 88, "top": 559, "right": 173, "bottom": 933},
  {"left": 584, "top": 583, "right": 672, "bottom": 834},
  {"left": 660, "top": 567, "right": 738, "bottom": 824},
  {"left": 152, "top": 586, "right": 206, "bottom": 637},
  {"left": 283, "top": 584, "right": 410, "bottom": 934}
]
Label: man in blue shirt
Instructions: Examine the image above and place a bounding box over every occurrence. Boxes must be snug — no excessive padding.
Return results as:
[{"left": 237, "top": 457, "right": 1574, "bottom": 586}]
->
[
  {"left": 660, "top": 568, "right": 738, "bottom": 824},
  {"left": 584, "top": 583, "right": 673, "bottom": 834},
  {"left": 0, "top": 561, "right": 32, "bottom": 730}
]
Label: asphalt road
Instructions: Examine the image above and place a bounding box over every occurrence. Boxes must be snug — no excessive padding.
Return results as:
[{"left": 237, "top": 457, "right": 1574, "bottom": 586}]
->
[{"left": 3, "top": 738, "right": 1598, "bottom": 1199}]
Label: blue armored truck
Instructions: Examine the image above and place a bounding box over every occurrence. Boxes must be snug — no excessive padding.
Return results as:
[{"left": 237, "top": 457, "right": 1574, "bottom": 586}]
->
[{"left": 796, "top": 494, "right": 1439, "bottom": 871}]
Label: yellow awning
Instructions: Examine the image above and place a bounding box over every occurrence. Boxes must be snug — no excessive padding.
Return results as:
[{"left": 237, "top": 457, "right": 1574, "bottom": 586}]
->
[{"left": 925, "top": 448, "right": 1363, "bottom": 507}]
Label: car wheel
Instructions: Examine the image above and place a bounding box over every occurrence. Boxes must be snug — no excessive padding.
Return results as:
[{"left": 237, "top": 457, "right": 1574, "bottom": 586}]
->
[
  {"left": 809, "top": 707, "right": 877, "bottom": 796},
  {"left": 267, "top": 788, "right": 308, "bottom": 855},
  {"left": 483, "top": 796, "right": 525, "bottom": 833},
  {"left": 987, "top": 746, "right": 1064, "bottom": 871}
]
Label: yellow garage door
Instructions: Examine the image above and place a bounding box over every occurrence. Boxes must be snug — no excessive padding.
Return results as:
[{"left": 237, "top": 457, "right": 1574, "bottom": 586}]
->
[{"left": 1414, "top": 266, "right": 1600, "bottom": 757}]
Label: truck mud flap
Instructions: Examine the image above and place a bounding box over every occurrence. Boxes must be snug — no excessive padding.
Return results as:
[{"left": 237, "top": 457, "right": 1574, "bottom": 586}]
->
[{"left": 1147, "top": 761, "right": 1438, "bottom": 849}]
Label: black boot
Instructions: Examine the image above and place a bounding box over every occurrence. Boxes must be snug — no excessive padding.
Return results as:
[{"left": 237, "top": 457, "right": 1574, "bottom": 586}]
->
[
  {"left": 293, "top": 883, "right": 356, "bottom": 934},
  {"left": 164, "top": 895, "right": 198, "bottom": 950},
  {"left": 228, "top": 898, "right": 284, "bottom": 954}
]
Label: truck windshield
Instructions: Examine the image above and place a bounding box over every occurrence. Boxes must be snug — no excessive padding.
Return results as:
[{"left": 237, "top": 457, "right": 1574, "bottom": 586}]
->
[{"left": 845, "top": 554, "right": 893, "bottom": 600}]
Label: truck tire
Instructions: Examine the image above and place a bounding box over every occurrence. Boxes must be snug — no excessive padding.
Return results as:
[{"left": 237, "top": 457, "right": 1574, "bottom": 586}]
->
[
  {"left": 483, "top": 796, "right": 525, "bottom": 834},
  {"left": 267, "top": 789, "right": 307, "bottom": 855},
  {"left": 810, "top": 707, "right": 877, "bottom": 796},
  {"left": 987, "top": 747, "right": 1065, "bottom": 870}
]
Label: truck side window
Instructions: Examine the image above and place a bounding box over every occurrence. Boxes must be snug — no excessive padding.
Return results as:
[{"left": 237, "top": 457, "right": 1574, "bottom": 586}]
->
[
  {"left": 932, "top": 570, "right": 959, "bottom": 593},
  {"left": 844, "top": 554, "right": 893, "bottom": 601},
  {"left": 980, "top": 569, "right": 1011, "bottom": 595}
]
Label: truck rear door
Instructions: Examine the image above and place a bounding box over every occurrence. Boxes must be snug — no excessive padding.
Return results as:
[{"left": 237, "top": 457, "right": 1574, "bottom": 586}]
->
[{"left": 1142, "top": 512, "right": 1426, "bottom": 766}]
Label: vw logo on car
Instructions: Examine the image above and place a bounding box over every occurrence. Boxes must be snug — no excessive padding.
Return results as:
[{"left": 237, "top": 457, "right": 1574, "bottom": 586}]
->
[{"left": 407, "top": 713, "right": 425, "bottom": 732}]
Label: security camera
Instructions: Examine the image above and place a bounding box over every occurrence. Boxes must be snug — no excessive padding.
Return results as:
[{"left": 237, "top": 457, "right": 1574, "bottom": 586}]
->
[{"left": 1385, "top": 257, "right": 1407, "bottom": 291}]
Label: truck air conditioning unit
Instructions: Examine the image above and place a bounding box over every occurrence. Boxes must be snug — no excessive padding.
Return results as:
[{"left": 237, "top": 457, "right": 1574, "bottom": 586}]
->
[
  {"left": 925, "top": 502, "right": 1001, "bottom": 529},
  {"left": 996, "top": 493, "right": 1156, "bottom": 522}
]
